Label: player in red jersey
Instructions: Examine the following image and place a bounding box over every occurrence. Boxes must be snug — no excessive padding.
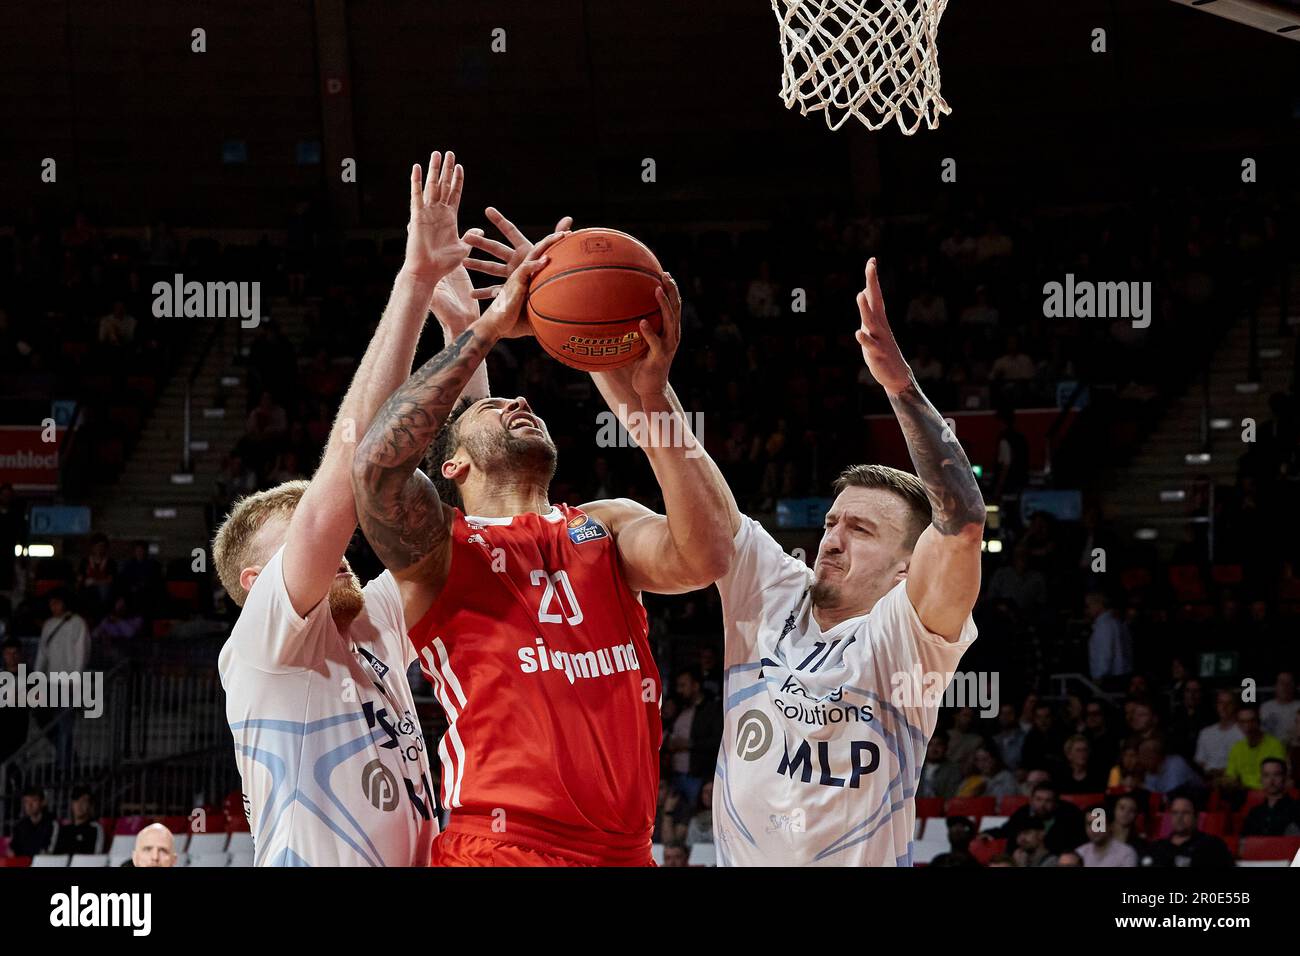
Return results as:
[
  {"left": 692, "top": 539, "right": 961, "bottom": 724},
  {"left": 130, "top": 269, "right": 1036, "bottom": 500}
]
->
[{"left": 351, "top": 212, "right": 737, "bottom": 866}]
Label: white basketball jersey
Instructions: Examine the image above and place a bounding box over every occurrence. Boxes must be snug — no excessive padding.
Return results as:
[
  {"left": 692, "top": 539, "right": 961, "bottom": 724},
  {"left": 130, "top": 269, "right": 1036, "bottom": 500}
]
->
[
  {"left": 713, "top": 517, "right": 976, "bottom": 866},
  {"left": 219, "top": 547, "right": 438, "bottom": 866}
]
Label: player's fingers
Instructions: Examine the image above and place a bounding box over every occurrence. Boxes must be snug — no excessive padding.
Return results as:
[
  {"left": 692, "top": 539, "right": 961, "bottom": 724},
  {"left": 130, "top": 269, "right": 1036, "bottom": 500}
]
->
[
  {"left": 410, "top": 164, "right": 423, "bottom": 209},
  {"left": 471, "top": 285, "right": 502, "bottom": 300},
  {"left": 528, "top": 229, "right": 569, "bottom": 261},
  {"left": 485, "top": 206, "right": 528, "bottom": 247},
  {"left": 864, "top": 257, "right": 888, "bottom": 327},
  {"left": 657, "top": 283, "right": 681, "bottom": 350},
  {"left": 438, "top": 150, "right": 457, "bottom": 199},
  {"left": 464, "top": 257, "right": 510, "bottom": 277},
  {"left": 856, "top": 289, "right": 874, "bottom": 328},
  {"left": 554, "top": 215, "right": 574, "bottom": 233},
  {"left": 445, "top": 163, "right": 465, "bottom": 208},
  {"left": 464, "top": 230, "right": 514, "bottom": 261},
  {"left": 423, "top": 151, "right": 442, "bottom": 205},
  {"left": 639, "top": 318, "right": 665, "bottom": 360}
]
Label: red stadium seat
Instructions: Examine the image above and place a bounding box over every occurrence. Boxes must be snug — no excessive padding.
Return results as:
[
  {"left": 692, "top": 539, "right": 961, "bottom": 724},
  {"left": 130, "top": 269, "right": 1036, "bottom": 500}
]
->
[
  {"left": 1238, "top": 836, "right": 1300, "bottom": 861},
  {"left": 152, "top": 619, "right": 177, "bottom": 638},
  {"left": 160, "top": 815, "right": 189, "bottom": 834},
  {"left": 1210, "top": 564, "right": 1244, "bottom": 586},
  {"left": 998, "top": 794, "right": 1028, "bottom": 815},
  {"left": 1152, "top": 811, "right": 1228, "bottom": 839},
  {"left": 1120, "top": 568, "right": 1152, "bottom": 593},
  {"left": 967, "top": 835, "right": 1007, "bottom": 865},
  {"left": 33, "top": 579, "right": 65, "bottom": 597},
  {"left": 114, "top": 815, "right": 147, "bottom": 836},
  {"left": 0, "top": 856, "right": 32, "bottom": 867},
  {"left": 1221, "top": 835, "right": 1240, "bottom": 858},
  {"left": 945, "top": 796, "right": 996, "bottom": 820},
  {"left": 916, "top": 797, "right": 945, "bottom": 819},
  {"left": 1059, "top": 792, "right": 1104, "bottom": 811},
  {"left": 166, "top": 580, "right": 200, "bottom": 607},
  {"left": 1168, "top": 565, "right": 1206, "bottom": 602},
  {"left": 1241, "top": 789, "right": 1269, "bottom": 811}
]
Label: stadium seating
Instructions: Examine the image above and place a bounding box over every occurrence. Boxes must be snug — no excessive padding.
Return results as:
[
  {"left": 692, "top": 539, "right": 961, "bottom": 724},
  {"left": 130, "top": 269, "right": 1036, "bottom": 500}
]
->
[
  {"left": 187, "top": 851, "right": 230, "bottom": 867},
  {"left": 70, "top": 854, "right": 110, "bottom": 867},
  {"left": 1059, "top": 793, "right": 1104, "bottom": 811},
  {"left": 1238, "top": 836, "right": 1300, "bottom": 862},
  {"left": 945, "top": 796, "right": 996, "bottom": 821},
  {"left": 31, "top": 854, "right": 71, "bottom": 867},
  {"left": 187, "top": 831, "right": 230, "bottom": 855},
  {"left": 690, "top": 843, "right": 717, "bottom": 866}
]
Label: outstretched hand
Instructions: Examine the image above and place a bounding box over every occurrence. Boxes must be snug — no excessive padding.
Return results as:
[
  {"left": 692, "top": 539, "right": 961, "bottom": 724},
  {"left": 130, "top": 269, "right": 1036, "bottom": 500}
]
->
[
  {"left": 404, "top": 150, "right": 470, "bottom": 283},
  {"left": 854, "top": 258, "right": 912, "bottom": 395},
  {"left": 464, "top": 207, "right": 574, "bottom": 300},
  {"left": 477, "top": 228, "right": 570, "bottom": 340}
]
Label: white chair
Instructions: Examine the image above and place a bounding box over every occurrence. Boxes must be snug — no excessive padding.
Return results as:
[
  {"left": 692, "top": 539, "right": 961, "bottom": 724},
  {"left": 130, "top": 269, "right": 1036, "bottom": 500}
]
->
[
  {"left": 227, "top": 852, "right": 254, "bottom": 868},
  {"left": 912, "top": 821, "right": 952, "bottom": 864},
  {"left": 187, "top": 851, "right": 230, "bottom": 867},
  {"left": 69, "top": 854, "right": 110, "bottom": 867},
  {"left": 1237, "top": 860, "right": 1288, "bottom": 867},
  {"left": 108, "top": 842, "right": 134, "bottom": 866},
  {"left": 31, "top": 854, "right": 71, "bottom": 867},
  {"left": 186, "top": 832, "right": 229, "bottom": 855},
  {"left": 227, "top": 831, "right": 254, "bottom": 856},
  {"left": 651, "top": 843, "right": 664, "bottom": 865},
  {"left": 689, "top": 842, "right": 717, "bottom": 866},
  {"left": 979, "top": 815, "right": 1009, "bottom": 833}
]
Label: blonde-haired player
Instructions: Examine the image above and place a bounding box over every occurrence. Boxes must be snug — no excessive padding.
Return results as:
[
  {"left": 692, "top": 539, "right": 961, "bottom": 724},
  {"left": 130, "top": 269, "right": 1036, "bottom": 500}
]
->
[{"left": 215, "top": 152, "right": 487, "bottom": 866}]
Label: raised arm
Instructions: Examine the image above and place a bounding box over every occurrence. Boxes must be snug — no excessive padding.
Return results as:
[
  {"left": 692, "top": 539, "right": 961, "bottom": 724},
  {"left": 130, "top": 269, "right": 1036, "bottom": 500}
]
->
[
  {"left": 855, "top": 258, "right": 986, "bottom": 639},
  {"left": 280, "top": 152, "right": 468, "bottom": 617},
  {"left": 352, "top": 234, "right": 565, "bottom": 621},
  {"left": 583, "top": 276, "right": 740, "bottom": 594}
]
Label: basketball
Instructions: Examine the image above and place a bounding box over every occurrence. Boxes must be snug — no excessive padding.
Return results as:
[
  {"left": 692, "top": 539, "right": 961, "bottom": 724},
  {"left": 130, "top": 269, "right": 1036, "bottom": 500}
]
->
[{"left": 526, "top": 228, "right": 665, "bottom": 371}]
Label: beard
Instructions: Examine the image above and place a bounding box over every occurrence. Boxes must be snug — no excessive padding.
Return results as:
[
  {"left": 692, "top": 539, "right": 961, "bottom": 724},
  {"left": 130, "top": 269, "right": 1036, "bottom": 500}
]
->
[
  {"left": 328, "top": 570, "right": 365, "bottom": 627},
  {"left": 809, "top": 575, "right": 841, "bottom": 609},
  {"left": 469, "top": 428, "right": 558, "bottom": 485}
]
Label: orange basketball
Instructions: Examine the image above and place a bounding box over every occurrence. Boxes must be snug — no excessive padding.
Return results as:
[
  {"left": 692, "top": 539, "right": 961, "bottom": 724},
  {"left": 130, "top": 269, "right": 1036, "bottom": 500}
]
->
[{"left": 526, "top": 228, "right": 664, "bottom": 371}]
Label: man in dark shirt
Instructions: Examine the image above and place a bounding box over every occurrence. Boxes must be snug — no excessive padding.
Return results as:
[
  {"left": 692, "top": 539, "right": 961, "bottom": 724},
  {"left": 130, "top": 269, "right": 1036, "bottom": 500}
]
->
[
  {"left": 1021, "top": 703, "right": 1067, "bottom": 776},
  {"left": 50, "top": 786, "right": 105, "bottom": 855},
  {"left": 9, "top": 787, "right": 55, "bottom": 856},
  {"left": 1146, "top": 795, "right": 1234, "bottom": 867},
  {"left": 1240, "top": 758, "right": 1300, "bottom": 836},
  {"left": 999, "top": 782, "right": 1087, "bottom": 855}
]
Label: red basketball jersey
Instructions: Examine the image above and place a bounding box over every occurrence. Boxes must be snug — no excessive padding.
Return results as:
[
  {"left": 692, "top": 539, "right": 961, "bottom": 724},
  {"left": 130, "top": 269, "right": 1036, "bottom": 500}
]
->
[{"left": 408, "top": 504, "right": 662, "bottom": 863}]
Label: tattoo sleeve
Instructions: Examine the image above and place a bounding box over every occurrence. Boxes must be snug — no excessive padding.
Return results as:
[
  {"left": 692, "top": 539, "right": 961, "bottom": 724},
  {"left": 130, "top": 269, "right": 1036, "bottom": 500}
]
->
[
  {"left": 888, "top": 379, "right": 986, "bottom": 535},
  {"left": 352, "top": 327, "right": 490, "bottom": 571}
]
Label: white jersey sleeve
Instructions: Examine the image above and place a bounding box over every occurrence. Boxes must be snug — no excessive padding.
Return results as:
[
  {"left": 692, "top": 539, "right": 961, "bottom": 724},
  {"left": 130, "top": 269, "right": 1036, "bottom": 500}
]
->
[
  {"left": 716, "top": 516, "right": 813, "bottom": 660},
  {"left": 357, "top": 568, "right": 416, "bottom": 671}
]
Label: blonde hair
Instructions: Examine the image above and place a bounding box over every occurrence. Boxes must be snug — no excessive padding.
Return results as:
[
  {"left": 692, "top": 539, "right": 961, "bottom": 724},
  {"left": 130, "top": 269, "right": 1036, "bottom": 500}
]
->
[
  {"left": 831, "top": 464, "right": 931, "bottom": 550},
  {"left": 212, "top": 480, "right": 308, "bottom": 606}
]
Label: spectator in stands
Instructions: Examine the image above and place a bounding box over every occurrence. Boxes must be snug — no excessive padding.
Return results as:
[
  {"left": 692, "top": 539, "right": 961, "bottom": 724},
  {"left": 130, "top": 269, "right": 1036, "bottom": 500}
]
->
[
  {"left": 666, "top": 670, "right": 721, "bottom": 807},
  {"left": 655, "top": 783, "right": 691, "bottom": 847},
  {"left": 1012, "top": 819, "right": 1056, "bottom": 867},
  {"left": 51, "top": 786, "right": 105, "bottom": 856},
  {"left": 1195, "top": 689, "right": 1245, "bottom": 781},
  {"left": 97, "top": 299, "right": 137, "bottom": 346},
  {"left": 1145, "top": 795, "right": 1234, "bottom": 868},
  {"left": 1055, "top": 850, "right": 1083, "bottom": 867},
  {"left": 989, "top": 334, "right": 1036, "bottom": 384},
  {"left": 685, "top": 781, "right": 713, "bottom": 847},
  {"left": 744, "top": 261, "right": 781, "bottom": 319},
  {"left": 947, "top": 706, "right": 983, "bottom": 771},
  {"left": 35, "top": 591, "right": 89, "bottom": 675},
  {"left": 1058, "top": 735, "right": 1106, "bottom": 794},
  {"left": 905, "top": 287, "right": 948, "bottom": 328},
  {"left": 1125, "top": 698, "right": 1160, "bottom": 743},
  {"left": 1110, "top": 793, "right": 1152, "bottom": 861},
  {"left": 909, "top": 342, "right": 945, "bottom": 389},
  {"left": 1076, "top": 804, "right": 1138, "bottom": 867},
  {"left": 117, "top": 540, "right": 162, "bottom": 607},
  {"left": 0, "top": 639, "right": 28, "bottom": 764},
  {"left": 1108, "top": 739, "right": 1146, "bottom": 791},
  {"left": 92, "top": 595, "right": 144, "bottom": 655},
  {"left": 696, "top": 646, "right": 721, "bottom": 700},
  {"left": 243, "top": 390, "right": 289, "bottom": 475},
  {"left": 1139, "top": 735, "right": 1200, "bottom": 795},
  {"left": 9, "top": 787, "right": 55, "bottom": 856},
  {"left": 1083, "top": 699, "right": 1119, "bottom": 772},
  {"left": 1086, "top": 590, "right": 1133, "bottom": 690},
  {"left": 993, "top": 702, "right": 1026, "bottom": 772},
  {"left": 1000, "top": 782, "right": 1085, "bottom": 855},
  {"left": 1223, "top": 704, "right": 1286, "bottom": 793},
  {"left": 662, "top": 843, "right": 690, "bottom": 867},
  {"left": 1021, "top": 702, "right": 1066, "bottom": 775},
  {"left": 1167, "top": 678, "right": 1210, "bottom": 760},
  {"left": 1261, "top": 671, "right": 1298, "bottom": 747},
  {"left": 125, "top": 823, "right": 177, "bottom": 868},
  {"left": 0, "top": 483, "right": 26, "bottom": 593},
  {"left": 959, "top": 286, "right": 999, "bottom": 328},
  {"left": 76, "top": 533, "right": 116, "bottom": 614},
  {"left": 1239, "top": 758, "right": 1300, "bottom": 836},
  {"left": 986, "top": 543, "right": 1046, "bottom": 621},
  {"left": 918, "top": 733, "right": 962, "bottom": 799},
  {"left": 987, "top": 854, "right": 1016, "bottom": 868},
  {"left": 957, "top": 745, "right": 1019, "bottom": 798}
]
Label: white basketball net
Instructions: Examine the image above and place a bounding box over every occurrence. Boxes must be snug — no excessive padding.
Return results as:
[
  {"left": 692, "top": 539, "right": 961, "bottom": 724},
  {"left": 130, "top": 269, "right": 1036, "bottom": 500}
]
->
[{"left": 772, "top": 0, "right": 951, "bottom": 135}]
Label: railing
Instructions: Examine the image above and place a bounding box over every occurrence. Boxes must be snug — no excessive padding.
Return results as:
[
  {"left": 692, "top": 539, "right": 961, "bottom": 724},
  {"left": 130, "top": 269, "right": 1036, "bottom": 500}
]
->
[
  {"left": 0, "top": 662, "right": 234, "bottom": 828},
  {"left": 182, "top": 319, "right": 226, "bottom": 473}
]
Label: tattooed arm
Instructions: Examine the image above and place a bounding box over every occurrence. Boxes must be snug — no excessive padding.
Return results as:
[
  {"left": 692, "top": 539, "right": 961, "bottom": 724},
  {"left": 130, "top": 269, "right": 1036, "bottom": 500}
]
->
[
  {"left": 351, "top": 232, "right": 565, "bottom": 624},
  {"left": 855, "top": 258, "right": 986, "bottom": 640}
]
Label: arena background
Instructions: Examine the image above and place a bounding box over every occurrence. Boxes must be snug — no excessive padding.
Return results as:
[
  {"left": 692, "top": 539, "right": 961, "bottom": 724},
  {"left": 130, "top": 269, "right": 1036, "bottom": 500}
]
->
[{"left": 1, "top": 0, "right": 1298, "bottom": 868}]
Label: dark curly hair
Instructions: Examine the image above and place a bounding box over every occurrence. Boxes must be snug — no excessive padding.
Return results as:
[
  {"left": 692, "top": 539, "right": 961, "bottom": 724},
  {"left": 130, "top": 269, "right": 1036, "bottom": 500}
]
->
[{"left": 424, "top": 396, "right": 476, "bottom": 509}]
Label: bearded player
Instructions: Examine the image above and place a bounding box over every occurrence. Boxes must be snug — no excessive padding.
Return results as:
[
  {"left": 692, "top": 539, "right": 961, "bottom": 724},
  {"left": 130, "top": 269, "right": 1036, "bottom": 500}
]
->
[
  {"left": 710, "top": 259, "right": 985, "bottom": 865},
  {"left": 351, "top": 221, "right": 735, "bottom": 866},
  {"left": 215, "top": 152, "right": 483, "bottom": 866}
]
